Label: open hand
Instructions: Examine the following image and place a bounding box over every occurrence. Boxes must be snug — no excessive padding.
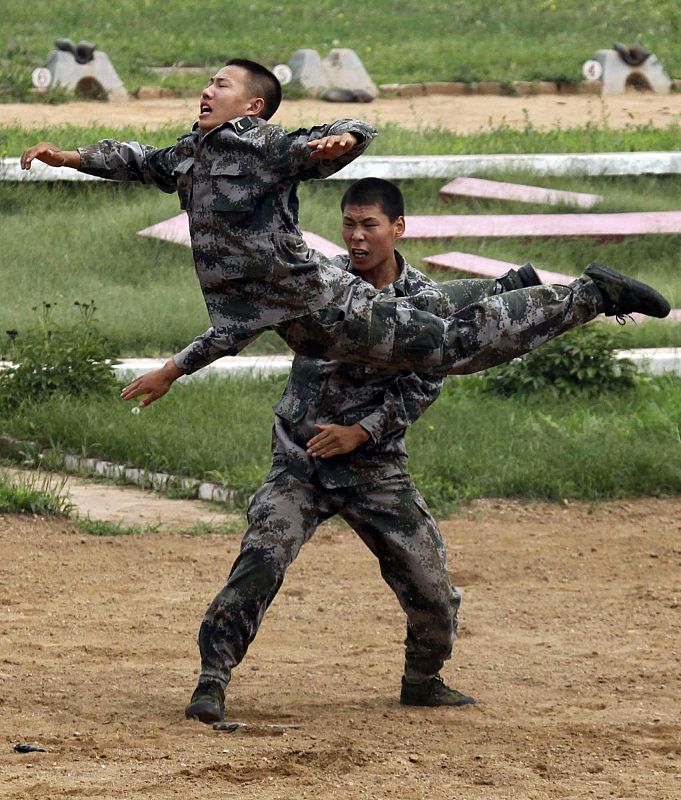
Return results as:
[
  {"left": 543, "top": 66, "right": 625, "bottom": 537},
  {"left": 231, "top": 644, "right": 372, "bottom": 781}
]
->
[
  {"left": 307, "top": 133, "right": 358, "bottom": 160},
  {"left": 306, "top": 423, "right": 370, "bottom": 458},
  {"left": 120, "top": 361, "right": 184, "bottom": 408},
  {"left": 21, "top": 142, "right": 81, "bottom": 170}
]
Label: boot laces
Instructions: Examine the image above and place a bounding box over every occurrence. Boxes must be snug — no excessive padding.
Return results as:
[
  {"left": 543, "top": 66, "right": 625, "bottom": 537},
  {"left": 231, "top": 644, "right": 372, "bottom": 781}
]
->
[{"left": 615, "top": 313, "right": 636, "bottom": 326}]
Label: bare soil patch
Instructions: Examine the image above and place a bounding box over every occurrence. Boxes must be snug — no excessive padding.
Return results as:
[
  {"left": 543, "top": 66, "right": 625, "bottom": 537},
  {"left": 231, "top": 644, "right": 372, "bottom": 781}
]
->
[
  {"left": 1, "top": 496, "right": 679, "bottom": 798},
  {"left": 3, "top": 92, "right": 681, "bottom": 132}
]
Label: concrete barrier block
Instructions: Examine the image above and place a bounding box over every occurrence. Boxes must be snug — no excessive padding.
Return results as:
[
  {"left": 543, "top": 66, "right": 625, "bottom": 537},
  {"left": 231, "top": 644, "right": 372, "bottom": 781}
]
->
[
  {"left": 513, "top": 81, "right": 537, "bottom": 95},
  {"left": 62, "top": 454, "right": 81, "bottom": 471},
  {"left": 46, "top": 48, "right": 128, "bottom": 99},
  {"left": 150, "top": 472, "right": 170, "bottom": 490},
  {"left": 423, "top": 82, "right": 470, "bottom": 96},
  {"left": 288, "top": 49, "right": 331, "bottom": 95},
  {"left": 580, "top": 80, "right": 603, "bottom": 95},
  {"left": 535, "top": 81, "right": 558, "bottom": 94},
  {"left": 212, "top": 486, "right": 235, "bottom": 504},
  {"left": 474, "top": 81, "right": 502, "bottom": 95},
  {"left": 198, "top": 483, "right": 214, "bottom": 501},
  {"left": 595, "top": 49, "right": 672, "bottom": 95},
  {"left": 322, "top": 48, "right": 378, "bottom": 100},
  {"left": 180, "top": 477, "right": 200, "bottom": 493},
  {"left": 391, "top": 83, "right": 426, "bottom": 97}
]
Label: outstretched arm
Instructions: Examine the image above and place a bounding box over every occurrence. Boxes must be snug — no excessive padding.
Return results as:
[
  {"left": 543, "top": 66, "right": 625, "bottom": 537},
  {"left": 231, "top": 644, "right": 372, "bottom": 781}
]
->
[
  {"left": 119, "top": 325, "right": 261, "bottom": 408},
  {"left": 23, "top": 136, "right": 193, "bottom": 193},
  {"left": 268, "top": 118, "right": 378, "bottom": 181}
]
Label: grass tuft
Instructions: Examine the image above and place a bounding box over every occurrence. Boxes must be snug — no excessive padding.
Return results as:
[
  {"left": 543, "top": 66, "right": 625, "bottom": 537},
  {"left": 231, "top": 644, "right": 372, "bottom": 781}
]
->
[{"left": 0, "top": 469, "right": 73, "bottom": 516}]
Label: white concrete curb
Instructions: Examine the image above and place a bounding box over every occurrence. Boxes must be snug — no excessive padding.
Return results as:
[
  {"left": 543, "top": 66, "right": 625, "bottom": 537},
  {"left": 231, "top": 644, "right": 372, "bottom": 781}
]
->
[
  {"left": 2, "top": 350, "right": 680, "bottom": 379},
  {"left": 53, "top": 452, "right": 236, "bottom": 504},
  {"left": 113, "top": 355, "right": 294, "bottom": 380},
  {"left": 6, "top": 152, "right": 681, "bottom": 181}
]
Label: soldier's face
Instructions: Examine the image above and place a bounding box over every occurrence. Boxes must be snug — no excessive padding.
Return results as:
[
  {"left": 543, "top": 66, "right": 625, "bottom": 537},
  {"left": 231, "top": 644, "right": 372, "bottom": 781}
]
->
[
  {"left": 342, "top": 203, "right": 405, "bottom": 272},
  {"left": 199, "top": 66, "right": 263, "bottom": 131}
]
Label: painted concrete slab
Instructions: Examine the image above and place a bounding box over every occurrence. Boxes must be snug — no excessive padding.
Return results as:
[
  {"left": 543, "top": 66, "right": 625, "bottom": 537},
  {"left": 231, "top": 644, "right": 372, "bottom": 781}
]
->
[
  {"left": 403, "top": 211, "right": 681, "bottom": 239},
  {"left": 423, "top": 250, "right": 681, "bottom": 323},
  {"left": 440, "top": 177, "right": 602, "bottom": 208},
  {"left": 7, "top": 151, "right": 681, "bottom": 182},
  {"left": 137, "top": 212, "right": 346, "bottom": 258}
]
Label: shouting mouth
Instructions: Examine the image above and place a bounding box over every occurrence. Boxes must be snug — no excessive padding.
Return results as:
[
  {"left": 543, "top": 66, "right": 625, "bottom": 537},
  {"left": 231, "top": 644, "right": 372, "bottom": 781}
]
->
[
  {"left": 199, "top": 102, "right": 213, "bottom": 118},
  {"left": 351, "top": 248, "right": 369, "bottom": 263}
]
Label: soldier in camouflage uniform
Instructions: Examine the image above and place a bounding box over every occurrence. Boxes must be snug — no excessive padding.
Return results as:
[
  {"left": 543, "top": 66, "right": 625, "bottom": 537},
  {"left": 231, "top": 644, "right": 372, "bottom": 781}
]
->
[
  {"left": 186, "top": 179, "right": 480, "bottom": 723},
  {"left": 20, "top": 59, "right": 671, "bottom": 408}
]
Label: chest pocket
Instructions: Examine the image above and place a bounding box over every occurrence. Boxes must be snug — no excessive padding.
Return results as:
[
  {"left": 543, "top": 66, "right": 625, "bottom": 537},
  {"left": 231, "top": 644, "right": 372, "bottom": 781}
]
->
[
  {"left": 172, "top": 158, "right": 194, "bottom": 210},
  {"left": 210, "top": 161, "right": 261, "bottom": 215}
]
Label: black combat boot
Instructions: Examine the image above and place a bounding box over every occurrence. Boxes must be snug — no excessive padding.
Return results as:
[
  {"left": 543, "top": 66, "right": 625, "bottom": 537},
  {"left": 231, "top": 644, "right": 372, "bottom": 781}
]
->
[
  {"left": 497, "top": 262, "right": 542, "bottom": 292},
  {"left": 584, "top": 262, "right": 671, "bottom": 319},
  {"left": 400, "top": 675, "right": 476, "bottom": 707},
  {"left": 185, "top": 679, "right": 225, "bottom": 723}
]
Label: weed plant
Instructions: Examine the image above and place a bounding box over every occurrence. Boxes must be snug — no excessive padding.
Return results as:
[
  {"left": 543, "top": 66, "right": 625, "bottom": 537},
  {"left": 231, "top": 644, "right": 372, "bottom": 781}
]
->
[
  {"left": 0, "top": 468, "right": 73, "bottom": 515},
  {"left": 0, "top": 300, "right": 118, "bottom": 411}
]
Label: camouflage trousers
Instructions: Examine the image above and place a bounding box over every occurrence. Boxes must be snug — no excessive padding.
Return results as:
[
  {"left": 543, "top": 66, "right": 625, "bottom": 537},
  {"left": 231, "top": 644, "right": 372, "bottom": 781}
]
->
[
  {"left": 197, "top": 469, "right": 460, "bottom": 689},
  {"left": 278, "top": 274, "right": 603, "bottom": 375}
]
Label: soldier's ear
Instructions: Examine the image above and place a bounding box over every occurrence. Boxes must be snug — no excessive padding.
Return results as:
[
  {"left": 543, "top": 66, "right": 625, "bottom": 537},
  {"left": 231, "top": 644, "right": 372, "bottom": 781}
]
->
[
  {"left": 246, "top": 96, "right": 266, "bottom": 117},
  {"left": 394, "top": 216, "right": 406, "bottom": 239}
]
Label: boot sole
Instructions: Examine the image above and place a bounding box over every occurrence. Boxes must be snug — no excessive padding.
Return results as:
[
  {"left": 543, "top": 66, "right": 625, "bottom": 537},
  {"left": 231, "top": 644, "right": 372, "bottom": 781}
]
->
[
  {"left": 584, "top": 262, "right": 671, "bottom": 318},
  {"left": 185, "top": 700, "right": 224, "bottom": 724},
  {"left": 400, "top": 695, "right": 476, "bottom": 707}
]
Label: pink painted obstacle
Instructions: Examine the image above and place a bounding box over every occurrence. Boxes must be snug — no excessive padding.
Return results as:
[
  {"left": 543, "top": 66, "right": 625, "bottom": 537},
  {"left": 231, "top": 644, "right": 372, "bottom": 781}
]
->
[
  {"left": 424, "top": 250, "right": 681, "bottom": 323},
  {"left": 423, "top": 251, "right": 574, "bottom": 285},
  {"left": 440, "top": 177, "right": 602, "bottom": 209},
  {"left": 137, "top": 213, "right": 346, "bottom": 258},
  {"left": 402, "top": 211, "right": 681, "bottom": 239}
]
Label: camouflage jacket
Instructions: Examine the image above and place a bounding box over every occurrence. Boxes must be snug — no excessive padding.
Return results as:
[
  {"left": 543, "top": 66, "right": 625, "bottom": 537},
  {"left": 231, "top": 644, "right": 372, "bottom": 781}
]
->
[
  {"left": 77, "top": 116, "right": 377, "bottom": 373},
  {"left": 269, "top": 252, "right": 444, "bottom": 488}
]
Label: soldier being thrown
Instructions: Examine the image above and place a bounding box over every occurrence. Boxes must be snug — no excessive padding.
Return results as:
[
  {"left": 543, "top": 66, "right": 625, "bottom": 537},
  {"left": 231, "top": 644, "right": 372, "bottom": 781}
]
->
[
  {"left": 21, "top": 58, "right": 671, "bottom": 404},
  {"left": 187, "top": 178, "right": 478, "bottom": 722}
]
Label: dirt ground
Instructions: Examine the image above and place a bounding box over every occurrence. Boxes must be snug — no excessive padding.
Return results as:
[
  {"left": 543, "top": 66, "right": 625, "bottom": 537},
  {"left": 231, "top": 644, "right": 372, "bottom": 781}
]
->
[
  {"left": 3, "top": 91, "right": 681, "bottom": 132},
  {"left": 1, "top": 489, "right": 680, "bottom": 799}
]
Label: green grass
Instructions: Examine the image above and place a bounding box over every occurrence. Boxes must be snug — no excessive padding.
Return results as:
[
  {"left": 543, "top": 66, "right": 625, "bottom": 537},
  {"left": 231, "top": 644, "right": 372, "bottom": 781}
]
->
[
  {"left": 2, "top": 1, "right": 681, "bottom": 99},
  {"left": 74, "top": 516, "right": 160, "bottom": 536},
  {"left": 3, "top": 152, "right": 681, "bottom": 356},
  {"left": 6, "top": 120, "right": 681, "bottom": 158},
  {"left": 2, "top": 373, "right": 681, "bottom": 515},
  {"left": 0, "top": 468, "right": 73, "bottom": 515}
]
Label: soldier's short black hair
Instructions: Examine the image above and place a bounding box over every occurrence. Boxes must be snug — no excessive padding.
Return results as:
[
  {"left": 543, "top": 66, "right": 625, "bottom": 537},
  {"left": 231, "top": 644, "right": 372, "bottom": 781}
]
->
[
  {"left": 340, "top": 178, "right": 405, "bottom": 222},
  {"left": 225, "top": 58, "right": 282, "bottom": 120}
]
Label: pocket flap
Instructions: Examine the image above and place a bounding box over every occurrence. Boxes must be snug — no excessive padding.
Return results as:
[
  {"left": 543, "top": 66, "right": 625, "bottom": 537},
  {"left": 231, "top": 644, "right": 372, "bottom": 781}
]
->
[
  {"left": 210, "top": 161, "right": 246, "bottom": 176},
  {"left": 273, "top": 396, "right": 308, "bottom": 423},
  {"left": 172, "top": 157, "right": 194, "bottom": 175}
]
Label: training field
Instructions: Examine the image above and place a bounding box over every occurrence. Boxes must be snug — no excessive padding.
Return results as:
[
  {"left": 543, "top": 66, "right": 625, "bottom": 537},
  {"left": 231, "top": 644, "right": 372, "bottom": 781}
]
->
[{"left": 1, "top": 497, "right": 679, "bottom": 799}]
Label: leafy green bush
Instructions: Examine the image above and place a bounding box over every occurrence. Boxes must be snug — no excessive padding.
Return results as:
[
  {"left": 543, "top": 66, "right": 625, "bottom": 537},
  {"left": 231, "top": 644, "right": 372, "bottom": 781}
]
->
[
  {"left": 483, "top": 324, "right": 639, "bottom": 397},
  {"left": 0, "top": 301, "right": 118, "bottom": 411}
]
